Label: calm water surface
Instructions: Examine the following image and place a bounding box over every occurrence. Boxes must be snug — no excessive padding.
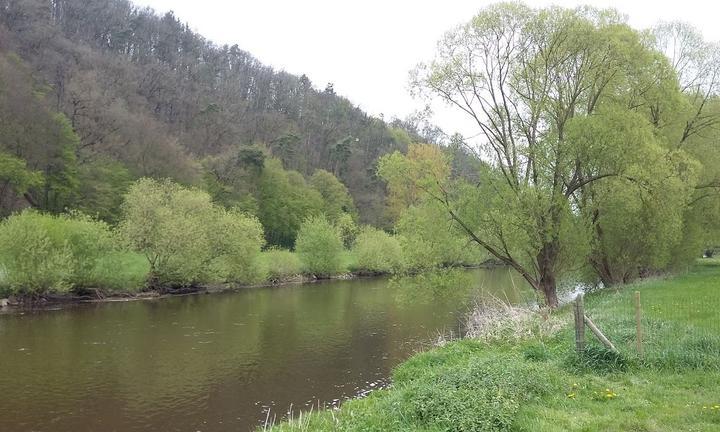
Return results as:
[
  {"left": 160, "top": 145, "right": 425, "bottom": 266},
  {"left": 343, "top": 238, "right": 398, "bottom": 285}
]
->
[{"left": 0, "top": 268, "right": 530, "bottom": 432}]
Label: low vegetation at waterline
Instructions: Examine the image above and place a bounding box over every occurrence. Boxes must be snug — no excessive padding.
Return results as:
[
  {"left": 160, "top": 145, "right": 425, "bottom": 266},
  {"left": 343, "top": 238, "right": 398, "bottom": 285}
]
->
[
  {"left": 0, "top": 179, "right": 489, "bottom": 297},
  {"left": 266, "top": 262, "right": 720, "bottom": 432}
]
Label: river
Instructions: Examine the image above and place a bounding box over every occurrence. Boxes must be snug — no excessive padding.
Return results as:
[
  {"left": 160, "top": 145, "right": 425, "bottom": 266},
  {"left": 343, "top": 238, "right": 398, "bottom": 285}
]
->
[{"left": 0, "top": 268, "right": 530, "bottom": 432}]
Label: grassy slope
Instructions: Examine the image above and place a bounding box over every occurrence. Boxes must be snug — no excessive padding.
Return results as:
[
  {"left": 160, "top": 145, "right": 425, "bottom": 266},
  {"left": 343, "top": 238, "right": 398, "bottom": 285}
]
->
[{"left": 267, "top": 261, "right": 720, "bottom": 431}]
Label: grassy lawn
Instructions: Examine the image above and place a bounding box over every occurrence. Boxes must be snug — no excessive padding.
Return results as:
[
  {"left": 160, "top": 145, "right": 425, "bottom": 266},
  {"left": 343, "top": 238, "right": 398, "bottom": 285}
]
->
[{"left": 266, "top": 261, "right": 720, "bottom": 431}]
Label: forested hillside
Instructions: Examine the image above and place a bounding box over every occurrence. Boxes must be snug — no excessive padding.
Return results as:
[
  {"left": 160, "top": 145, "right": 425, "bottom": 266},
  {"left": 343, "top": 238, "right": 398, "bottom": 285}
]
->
[{"left": 0, "top": 0, "right": 424, "bottom": 232}]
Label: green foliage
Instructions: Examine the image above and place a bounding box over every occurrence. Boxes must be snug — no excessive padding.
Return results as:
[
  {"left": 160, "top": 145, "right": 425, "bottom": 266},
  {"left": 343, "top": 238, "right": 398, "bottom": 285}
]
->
[
  {"left": 396, "top": 202, "right": 486, "bottom": 271},
  {"left": 258, "top": 248, "right": 302, "bottom": 281},
  {"left": 295, "top": 215, "right": 346, "bottom": 276},
  {"left": 119, "top": 178, "right": 214, "bottom": 286},
  {"left": 394, "top": 4, "right": 719, "bottom": 306},
  {"left": 0, "top": 152, "right": 43, "bottom": 216},
  {"left": 0, "top": 54, "right": 81, "bottom": 214},
  {"left": 309, "top": 169, "right": 357, "bottom": 223},
  {"left": 258, "top": 158, "right": 324, "bottom": 247},
  {"left": 75, "top": 159, "right": 134, "bottom": 223},
  {"left": 89, "top": 251, "right": 149, "bottom": 292},
  {"left": 351, "top": 227, "right": 404, "bottom": 273},
  {"left": 39, "top": 113, "right": 81, "bottom": 213},
  {"left": 335, "top": 212, "right": 359, "bottom": 248},
  {"left": 207, "top": 208, "right": 265, "bottom": 284},
  {"left": 119, "top": 178, "right": 265, "bottom": 287},
  {"left": 0, "top": 210, "right": 115, "bottom": 294}
]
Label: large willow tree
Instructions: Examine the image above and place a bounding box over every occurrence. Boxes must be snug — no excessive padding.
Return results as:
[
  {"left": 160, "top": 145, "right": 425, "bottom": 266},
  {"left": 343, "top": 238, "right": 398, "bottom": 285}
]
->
[{"left": 404, "top": 4, "right": 704, "bottom": 307}]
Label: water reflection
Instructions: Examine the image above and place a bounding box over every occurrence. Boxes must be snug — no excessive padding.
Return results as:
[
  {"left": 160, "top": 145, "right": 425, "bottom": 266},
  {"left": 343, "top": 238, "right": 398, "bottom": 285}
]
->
[{"left": 0, "top": 268, "right": 530, "bottom": 432}]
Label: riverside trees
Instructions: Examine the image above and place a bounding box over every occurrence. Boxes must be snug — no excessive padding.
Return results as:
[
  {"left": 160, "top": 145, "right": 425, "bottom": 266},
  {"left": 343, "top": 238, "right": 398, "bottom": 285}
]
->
[{"left": 393, "top": 4, "right": 719, "bottom": 308}]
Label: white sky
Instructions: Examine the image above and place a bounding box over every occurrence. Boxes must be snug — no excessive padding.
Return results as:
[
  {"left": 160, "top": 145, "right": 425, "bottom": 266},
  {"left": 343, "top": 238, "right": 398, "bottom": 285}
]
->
[{"left": 134, "top": 0, "right": 720, "bottom": 137}]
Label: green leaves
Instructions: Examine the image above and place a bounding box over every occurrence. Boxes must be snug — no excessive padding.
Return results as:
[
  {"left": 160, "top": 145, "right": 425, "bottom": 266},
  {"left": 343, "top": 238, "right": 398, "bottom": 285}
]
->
[
  {"left": 295, "top": 215, "right": 345, "bottom": 276},
  {"left": 118, "top": 178, "right": 265, "bottom": 287}
]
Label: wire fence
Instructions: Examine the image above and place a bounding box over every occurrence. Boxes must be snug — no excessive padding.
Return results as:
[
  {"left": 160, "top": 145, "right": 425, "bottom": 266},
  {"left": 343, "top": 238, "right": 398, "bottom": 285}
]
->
[{"left": 573, "top": 267, "right": 720, "bottom": 371}]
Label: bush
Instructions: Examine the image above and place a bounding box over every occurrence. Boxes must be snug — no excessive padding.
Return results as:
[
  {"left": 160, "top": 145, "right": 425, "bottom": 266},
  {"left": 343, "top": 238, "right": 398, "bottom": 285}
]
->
[
  {"left": 258, "top": 248, "right": 302, "bottom": 280},
  {"left": 295, "top": 215, "right": 346, "bottom": 276},
  {"left": 119, "top": 179, "right": 214, "bottom": 287},
  {"left": 0, "top": 210, "right": 115, "bottom": 294},
  {"left": 119, "top": 178, "right": 265, "bottom": 287},
  {"left": 207, "top": 208, "right": 265, "bottom": 284},
  {"left": 89, "top": 251, "right": 149, "bottom": 292},
  {"left": 352, "top": 227, "right": 404, "bottom": 273}
]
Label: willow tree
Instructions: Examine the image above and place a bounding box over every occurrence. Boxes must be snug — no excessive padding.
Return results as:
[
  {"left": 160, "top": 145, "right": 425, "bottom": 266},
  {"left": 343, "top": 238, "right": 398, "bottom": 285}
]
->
[
  {"left": 653, "top": 23, "right": 720, "bottom": 263},
  {"left": 407, "top": 4, "right": 691, "bottom": 307},
  {"left": 581, "top": 22, "right": 720, "bottom": 285}
]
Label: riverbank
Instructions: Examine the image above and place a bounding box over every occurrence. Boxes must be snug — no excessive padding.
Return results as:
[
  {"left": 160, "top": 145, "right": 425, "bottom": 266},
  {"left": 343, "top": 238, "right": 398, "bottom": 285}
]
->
[
  {"left": 266, "top": 260, "right": 720, "bottom": 431},
  {"left": 0, "top": 262, "right": 502, "bottom": 311},
  {"left": 0, "top": 272, "right": 361, "bottom": 310}
]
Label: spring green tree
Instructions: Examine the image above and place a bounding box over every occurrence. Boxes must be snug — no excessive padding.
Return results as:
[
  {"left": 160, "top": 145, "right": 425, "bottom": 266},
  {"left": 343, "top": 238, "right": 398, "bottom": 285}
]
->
[
  {"left": 258, "top": 158, "right": 324, "bottom": 247},
  {"left": 405, "top": 4, "right": 699, "bottom": 307},
  {"left": 119, "top": 178, "right": 265, "bottom": 287},
  {"left": 309, "top": 169, "right": 357, "bottom": 223}
]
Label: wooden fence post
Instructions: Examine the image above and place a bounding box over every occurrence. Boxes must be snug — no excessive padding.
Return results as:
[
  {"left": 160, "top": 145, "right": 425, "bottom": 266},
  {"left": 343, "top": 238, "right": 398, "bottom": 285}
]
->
[
  {"left": 584, "top": 315, "right": 618, "bottom": 353},
  {"left": 635, "top": 291, "right": 643, "bottom": 358},
  {"left": 574, "top": 293, "right": 585, "bottom": 353}
]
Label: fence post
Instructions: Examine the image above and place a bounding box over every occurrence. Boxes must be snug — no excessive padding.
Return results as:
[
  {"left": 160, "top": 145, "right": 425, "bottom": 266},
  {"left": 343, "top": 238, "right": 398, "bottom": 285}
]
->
[
  {"left": 574, "top": 293, "right": 585, "bottom": 354},
  {"left": 635, "top": 291, "right": 643, "bottom": 358},
  {"left": 584, "top": 315, "right": 618, "bottom": 353}
]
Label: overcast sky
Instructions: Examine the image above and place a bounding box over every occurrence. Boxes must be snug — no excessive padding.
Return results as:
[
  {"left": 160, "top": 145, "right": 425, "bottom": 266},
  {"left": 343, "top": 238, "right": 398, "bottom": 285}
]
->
[{"left": 134, "top": 0, "right": 720, "bottom": 137}]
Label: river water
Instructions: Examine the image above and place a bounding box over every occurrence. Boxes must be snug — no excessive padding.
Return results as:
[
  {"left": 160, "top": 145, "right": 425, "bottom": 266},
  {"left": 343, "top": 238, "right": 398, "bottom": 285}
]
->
[{"left": 0, "top": 268, "right": 530, "bottom": 432}]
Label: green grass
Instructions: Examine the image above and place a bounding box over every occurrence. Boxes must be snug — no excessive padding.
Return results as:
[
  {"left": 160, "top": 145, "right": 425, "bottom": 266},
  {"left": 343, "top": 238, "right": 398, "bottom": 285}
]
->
[{"left": 266, "top": 262, "right": 720, "bottom": 431}]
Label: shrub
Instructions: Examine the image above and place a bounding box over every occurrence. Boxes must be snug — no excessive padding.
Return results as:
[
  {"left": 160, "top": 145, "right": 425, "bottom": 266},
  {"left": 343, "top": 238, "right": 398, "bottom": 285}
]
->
[
  {"left": 295, "top": 215, "right": 345, "bottom": 276},
  {"left": 258, "top": 248, "right": 302, "bottom": 280},
  {"left": 89, "top": 251, "right": 149, "bottom": 292},
  {"left": 335, "top": 212, "right": 359, "bottom": 248},
  {"left": 352, "top": 227, "right": 404, "bottom": 273},
  {"left": 118, "top": 178, "right": 215, "bottom": 287},
  {"left": 119, "top": 178, "right": 266, "bottom": 287},
  {"left": 207, "top": 208, "right": 265, "bottom": 284},
  {"left": 0, "top": 210, "right": 115, "bottom": 294}
]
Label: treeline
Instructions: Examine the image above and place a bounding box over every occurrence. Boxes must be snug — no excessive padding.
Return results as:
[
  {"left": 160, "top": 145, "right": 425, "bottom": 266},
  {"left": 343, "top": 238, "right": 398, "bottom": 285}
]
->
[
  {"left": 0, "top": 178, "right": 487, "bottom": 296},
  {"left": 0, "top": 0, "right": 434, "bottom": 226}
]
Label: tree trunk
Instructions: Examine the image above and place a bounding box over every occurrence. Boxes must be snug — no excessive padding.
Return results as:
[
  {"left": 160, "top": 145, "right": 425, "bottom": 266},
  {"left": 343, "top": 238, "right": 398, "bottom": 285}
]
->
[
  {"left": 539, "top": 271, "right": 559, "bottom": 308},
  {"left": 537, "top": 242, "right": 560, "bottom": 309}
]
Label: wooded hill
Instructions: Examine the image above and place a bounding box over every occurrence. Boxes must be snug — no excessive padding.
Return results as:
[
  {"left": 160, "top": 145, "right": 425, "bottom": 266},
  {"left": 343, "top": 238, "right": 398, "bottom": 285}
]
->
[{"left": 0, "top": 0, "right": 426, "bottom": 232}]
